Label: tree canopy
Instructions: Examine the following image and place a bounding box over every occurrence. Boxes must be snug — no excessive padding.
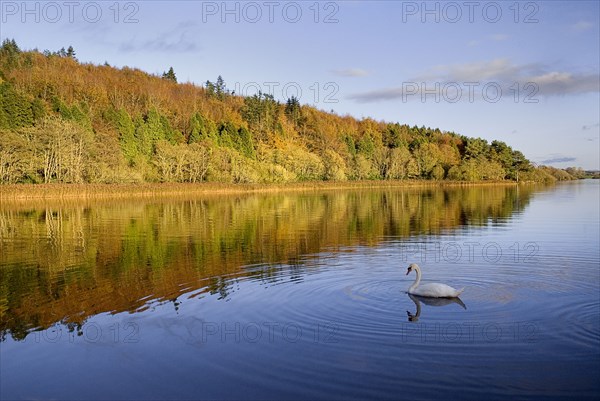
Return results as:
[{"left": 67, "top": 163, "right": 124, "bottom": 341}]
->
[{"left": 0, "top": 40, "right": 579, "bottom": 185}]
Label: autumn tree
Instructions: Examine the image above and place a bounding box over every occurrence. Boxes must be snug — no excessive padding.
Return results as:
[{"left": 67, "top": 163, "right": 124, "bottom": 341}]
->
[
  {"left": 385, "top": 146, "right": 412, "bottom": 179},
  {"left": 0, "top": 40, "right": 556, "bottom": 185},
  {"left": 413, "top": 143, "right": 441, "bottom": 178},
  {"left": 29, "top": 118, "right": 93, "bottom": 183}
]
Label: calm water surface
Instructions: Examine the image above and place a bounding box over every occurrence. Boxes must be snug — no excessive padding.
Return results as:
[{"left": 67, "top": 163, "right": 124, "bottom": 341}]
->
[{"left": 1, "top": 182, "right": 599, "bottom": 400}]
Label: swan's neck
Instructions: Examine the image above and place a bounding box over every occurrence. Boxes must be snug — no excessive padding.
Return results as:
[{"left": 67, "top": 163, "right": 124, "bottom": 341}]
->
[
  {"left": 410, "top": 295, "right": 421, "bottom": 317},
  {"left": 409, "top": 266, "right": 421, "bottom": 292}
]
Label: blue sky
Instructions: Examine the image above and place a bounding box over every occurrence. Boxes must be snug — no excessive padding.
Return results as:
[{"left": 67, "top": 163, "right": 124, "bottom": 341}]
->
[{"left": 2, "top": 0, "right": 599, "bottom": 168}]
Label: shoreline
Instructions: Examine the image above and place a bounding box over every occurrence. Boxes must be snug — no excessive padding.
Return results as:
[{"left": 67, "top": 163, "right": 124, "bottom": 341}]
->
[{"left": 0, "top": 180, "right": 526, "bottom": 202}]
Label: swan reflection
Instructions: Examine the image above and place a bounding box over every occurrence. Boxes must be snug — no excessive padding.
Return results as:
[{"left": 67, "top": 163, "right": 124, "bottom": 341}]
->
[{"left": 406, "top": 293, "right": 466, "bottom": 322}]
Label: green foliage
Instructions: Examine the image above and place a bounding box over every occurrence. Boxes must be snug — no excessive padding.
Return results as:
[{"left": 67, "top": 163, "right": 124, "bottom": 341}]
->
[
  {"left": 214, "top": 121, "right": 255, "bottom": 159},
  {"left": 413, "top": 143, "right": 440, "bottom": 178},
  {"left": 66, "top": 46, "right": 76, "bottom": 60},
  {"left": 236, "top": 127, "right": 255, "bottom": 159},
  {"left": 384, "top": 123, "right": 409, "bottom": 148},
  {"left": 343, "top": 134, "right": 357, "bottom": 156},
  {"left": 188, "top": 112, "right": 217, "bottom": 144},
  {"left": 162, "top": 67, "right": 177, "bottom": 83},
  {"left": 242, "top": 92, "right": 280, "bottom": 141},
  {"left": 509, "top": 150, "right": 531, "bottom": 181},
  {"left": 0, "top": 82, "right": 34, "bottom": 129},
  {"left": 50, "top": 96, "right": 72, "bottom": 119},
  {"left": 464, "top": 137, "right": 488, "bottom": 160},
  {"left": 356, "top": 135, "right": 376, "bottom": 158},
  {"left": 0, "top": 39, "right": 21, "bottom": 70},
  {"left": 106, "top": 108, "right": 137, "bottom": 163},
  {"left": 205, "top": 75, "right": 227, "bottom": 99},
  {"left": 0, "top": 39, "right": 20, "bottom": 56},
  {"left": 216, "top": 121, "right": 236, "bottom": 148},
  {"left": 285, "top": 96, "right": 304, "bottom": 127},
  {"left": 134, "top": 107, "right": 183, "bottom": 158},
  {"left": 135, "top": 108, "right": 162, "bottom": 156},
  {"left": 31, "top": 98, "right": 46, "bottom": 122},
  {"left": 385, "top": 146, "right": 412, "bottom": 179},
  {"left": 160, "top": 113, "right": 183, "bottom": 144}
]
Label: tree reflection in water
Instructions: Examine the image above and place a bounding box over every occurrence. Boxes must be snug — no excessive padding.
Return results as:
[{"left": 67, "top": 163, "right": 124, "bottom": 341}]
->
[{"left": 0, "top": 185, "right": 536, "bottom": 341}]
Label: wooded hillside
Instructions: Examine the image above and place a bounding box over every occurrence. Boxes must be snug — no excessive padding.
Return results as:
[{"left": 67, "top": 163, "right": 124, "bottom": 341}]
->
[{"left": 0, "top": 40, "right": 576, "bottom": 184}]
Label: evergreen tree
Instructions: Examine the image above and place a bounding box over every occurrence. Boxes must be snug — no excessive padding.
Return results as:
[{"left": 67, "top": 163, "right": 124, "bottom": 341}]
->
[
  {"left": 464, "top": 137, "right": 488, "bottom": 160},
  {"left": 205, "top": 80, "right": 216, "bottom": 96},
  {"left": 510, "top": 150, "right": 531, "bottom": 182},
  {"left": 66, "top": 46, "right": 76, "bottom": 60},
  {"left": 0, "top": 82, "right": 34, "bottom": 129},
  {"left": 204, "top": 76, "right": 228, "bottom": 99},
  {"left": 0, "top": 38, "right": 20, "bottom": 55},
  {"left": 215, "top": 75, "right": 226, "bottom": 99},
  {"left": 0, "top": 39, "right": 21, "bottom": 70},
  {"left": 242, "top": 92, "right": 279, "bottom": 140},
  {"left": 285, "top": 96, "right": 303, "bottom": 126},
  {"left": 135, "top": 108, "right": 166, "bottom": 156},
  {"left": 236, "top": 127, "right": 255, "bottom": 159},
  {"left": 188, "top": 113, "right": 218, "bottom": 144},
  {"left": 162, "top": 67, "right": 177, "bottom": 83},
  {"left": 113, "top": 108, "right": 137, "bottom": 163}
]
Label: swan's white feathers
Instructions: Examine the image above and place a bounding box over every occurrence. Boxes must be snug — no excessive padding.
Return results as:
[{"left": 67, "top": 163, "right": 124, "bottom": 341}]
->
[
  {"left": 406, "top": 264, "right": 464, "bottom": 298},
  {"left": 409, "top": 283, "right": 463, "bottom": 298}
]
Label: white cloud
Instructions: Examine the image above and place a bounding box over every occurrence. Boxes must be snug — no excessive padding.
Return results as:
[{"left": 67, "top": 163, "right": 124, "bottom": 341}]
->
[
  {"left": 331, "top": 68, "right": 369, "bottom": 77},
  {"left": 582, "top": 123, "right": 600, "bottom": 131},
  {"left": 424, "top": 58, "right": 539, "bottom": 82},
  {"left": 572, "top": 21, "right": 593, "bottom": 32},
  {"left": 539, "top": 155, "right": 577, "bottom": 164},
  {"left": 348, "top": 59, "right": 599, "bottom": 102},
  {"left": 467, "top": 34, "right": 508, "bottom": 47},
  {"left": 119, "top": 22, "right": 200, "bottom": 53},
  {"left": 490, "top": 34, "right": 509, "bottom": 41},
  {"left": 529, "top": 71, "right": 599, "bottom": 96}
]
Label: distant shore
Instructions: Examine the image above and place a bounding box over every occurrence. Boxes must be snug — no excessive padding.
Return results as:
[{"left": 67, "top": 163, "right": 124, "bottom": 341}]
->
[{"left": 0, "top": 180, "right": 525, "bottom": 202}]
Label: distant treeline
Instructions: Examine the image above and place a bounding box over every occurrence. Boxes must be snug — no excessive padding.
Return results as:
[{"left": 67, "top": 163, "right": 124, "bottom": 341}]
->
[{"left": 0, "top": 39, "right": 581, "bottom": 185}]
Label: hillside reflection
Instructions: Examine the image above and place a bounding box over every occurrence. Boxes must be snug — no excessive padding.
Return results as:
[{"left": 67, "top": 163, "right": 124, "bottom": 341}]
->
[{"left": 0, "top": 185, "right": 535, "bottom": 341}]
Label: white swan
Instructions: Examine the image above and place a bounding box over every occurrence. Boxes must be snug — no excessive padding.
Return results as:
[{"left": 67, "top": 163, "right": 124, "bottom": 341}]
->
[{"left": 406, "top": 263, "right": 464, "bottom": 298}]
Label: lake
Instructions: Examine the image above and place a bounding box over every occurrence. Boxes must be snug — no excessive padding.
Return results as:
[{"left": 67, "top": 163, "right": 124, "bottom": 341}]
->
[{"left": 1, "top": 181, "right": 599, "bottom": 400}]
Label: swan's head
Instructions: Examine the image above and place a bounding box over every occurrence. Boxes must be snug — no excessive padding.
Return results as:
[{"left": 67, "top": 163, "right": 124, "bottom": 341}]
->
[
  {"left": 407, "top": 310, "right": 419, "bottom": 322},
  {"left": 406, "top": 263, "right": 419, "bottom": 275}
]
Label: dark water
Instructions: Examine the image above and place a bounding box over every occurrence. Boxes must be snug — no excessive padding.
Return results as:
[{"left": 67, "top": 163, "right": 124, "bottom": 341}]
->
[{"left": 1, "top": 182, "right": 599, "bottom": 400}]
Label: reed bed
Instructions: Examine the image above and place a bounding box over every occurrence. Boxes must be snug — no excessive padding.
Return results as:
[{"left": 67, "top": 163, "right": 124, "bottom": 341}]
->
[{"left": 0, "top": 180, "right": 519, "bottom": 204}]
